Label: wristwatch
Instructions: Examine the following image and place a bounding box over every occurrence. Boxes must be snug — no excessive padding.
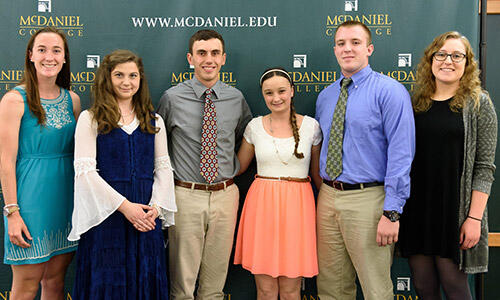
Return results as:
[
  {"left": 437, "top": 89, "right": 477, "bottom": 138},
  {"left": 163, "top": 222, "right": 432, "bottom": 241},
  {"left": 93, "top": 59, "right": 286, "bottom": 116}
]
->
[
  {"left": 383, "top": 210, "right": 401, "bottom": 222},
  {"left": 3, "top": 204, "right": 20, "bottom": 217}
]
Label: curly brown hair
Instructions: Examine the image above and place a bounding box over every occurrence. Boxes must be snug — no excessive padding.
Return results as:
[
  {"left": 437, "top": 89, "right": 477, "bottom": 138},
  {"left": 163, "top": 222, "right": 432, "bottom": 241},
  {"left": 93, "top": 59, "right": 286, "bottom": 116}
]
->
[
  {"left": 413, "top": 31, "right": 482, "bottom": 113},
  {"left": 21, "top": 27, "right": 71, "bottom": 125},
  {"left": 260, "top": 67, "right": 304, "bottom": 159},
  {"left": 90, "top": 49, "right": 158, "bottom": 134}
]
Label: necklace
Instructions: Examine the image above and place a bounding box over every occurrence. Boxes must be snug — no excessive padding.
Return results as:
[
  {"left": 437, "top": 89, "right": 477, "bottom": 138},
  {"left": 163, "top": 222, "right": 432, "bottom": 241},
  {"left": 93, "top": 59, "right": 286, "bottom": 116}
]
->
[
  {"left": 119, "top": 107, "right": 135, "bottom": 123},
  {"left": 269, "top": 116, "right": 292, "bottom": 165}
]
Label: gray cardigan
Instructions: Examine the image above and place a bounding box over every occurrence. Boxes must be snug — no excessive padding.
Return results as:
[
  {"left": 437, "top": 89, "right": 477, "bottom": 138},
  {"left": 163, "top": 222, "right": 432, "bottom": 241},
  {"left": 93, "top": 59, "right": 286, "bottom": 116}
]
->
[{"left": 459, "top": 91, "right": 497, "bottom": 274}]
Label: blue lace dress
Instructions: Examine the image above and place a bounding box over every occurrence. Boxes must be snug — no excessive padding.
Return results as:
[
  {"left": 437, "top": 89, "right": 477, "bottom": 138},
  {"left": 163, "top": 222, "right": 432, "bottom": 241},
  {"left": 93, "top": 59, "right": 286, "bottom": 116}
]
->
[
  {"left": 72, "top": 121, "right": 169, "bottom": 300},
  {"left": 3, "top": 86, "right": 78, "bottom": 265}
]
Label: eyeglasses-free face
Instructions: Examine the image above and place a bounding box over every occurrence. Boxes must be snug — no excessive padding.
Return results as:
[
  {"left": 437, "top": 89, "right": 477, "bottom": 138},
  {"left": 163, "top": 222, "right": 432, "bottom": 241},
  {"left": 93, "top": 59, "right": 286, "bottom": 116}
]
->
[{"left": 433, "top": 51, "right": 466, "bottom": 63}]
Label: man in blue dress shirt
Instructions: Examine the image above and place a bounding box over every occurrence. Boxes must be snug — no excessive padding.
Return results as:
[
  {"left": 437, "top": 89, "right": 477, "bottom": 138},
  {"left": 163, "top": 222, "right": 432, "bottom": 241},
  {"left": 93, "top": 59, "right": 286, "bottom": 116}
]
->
[{"left": 315, "top": 20, "right": 415, "bottom": 300}]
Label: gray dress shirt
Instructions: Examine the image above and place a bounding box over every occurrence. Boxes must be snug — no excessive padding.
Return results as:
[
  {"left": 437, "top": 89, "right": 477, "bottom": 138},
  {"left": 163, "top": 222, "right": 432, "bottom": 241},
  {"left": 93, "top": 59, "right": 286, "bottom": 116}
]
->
[{"left": 156, "top": 77, "right": 252, "bottom": 183}]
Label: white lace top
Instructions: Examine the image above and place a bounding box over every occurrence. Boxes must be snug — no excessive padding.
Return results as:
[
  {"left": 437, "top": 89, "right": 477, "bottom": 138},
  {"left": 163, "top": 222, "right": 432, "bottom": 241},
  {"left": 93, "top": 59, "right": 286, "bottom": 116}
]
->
[
  {"left": 68, "top": 110, "right": 177, "bottom": 241},
  {"left": 244, "top": 116, "right": 322, "bottom": 178}
]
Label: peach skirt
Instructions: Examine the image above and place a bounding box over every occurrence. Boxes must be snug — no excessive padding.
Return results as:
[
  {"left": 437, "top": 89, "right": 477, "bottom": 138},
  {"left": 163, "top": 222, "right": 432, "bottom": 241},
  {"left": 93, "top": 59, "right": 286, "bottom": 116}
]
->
[{"left": 234, "top": 177, "right": 318, "bottom": 278}]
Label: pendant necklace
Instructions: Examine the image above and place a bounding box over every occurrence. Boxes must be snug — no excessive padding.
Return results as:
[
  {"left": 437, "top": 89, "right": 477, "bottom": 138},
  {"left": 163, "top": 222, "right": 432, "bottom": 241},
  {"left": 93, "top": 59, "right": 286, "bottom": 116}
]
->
[
  {"left": 119, "top": 107, "right": 135, "bottom": 124},
  {"left": 269, "top": 116, "right": 293, "bottom": 166}
]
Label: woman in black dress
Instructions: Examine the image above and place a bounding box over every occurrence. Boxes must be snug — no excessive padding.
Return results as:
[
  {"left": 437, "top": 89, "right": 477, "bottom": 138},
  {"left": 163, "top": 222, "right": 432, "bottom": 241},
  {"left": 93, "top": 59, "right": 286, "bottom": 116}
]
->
[{"left": 398, "top": 32, "right": 497, "bottom": 299}]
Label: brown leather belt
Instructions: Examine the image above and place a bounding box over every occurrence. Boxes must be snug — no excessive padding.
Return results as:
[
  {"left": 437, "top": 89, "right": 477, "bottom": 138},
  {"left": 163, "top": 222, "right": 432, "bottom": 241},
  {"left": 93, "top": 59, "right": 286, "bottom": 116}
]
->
[
  {"left": 323, "top": 179, "right": 383, "bottom": 191},
  {"left": 174, "top": 178, "right": 234, "bottom": 191},
  {"left": 256, "top": 175, "right": 310, "bottom": 182}
]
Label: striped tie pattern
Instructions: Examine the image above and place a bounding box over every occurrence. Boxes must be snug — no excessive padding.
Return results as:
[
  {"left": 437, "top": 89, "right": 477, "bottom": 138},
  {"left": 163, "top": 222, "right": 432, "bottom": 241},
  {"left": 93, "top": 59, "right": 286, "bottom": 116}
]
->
[
  {"left": 199, "top": 89, "right": 218, "bottom": 183},
  {"left": 326, "top": 77, "right": 352, "bottom": 180}
]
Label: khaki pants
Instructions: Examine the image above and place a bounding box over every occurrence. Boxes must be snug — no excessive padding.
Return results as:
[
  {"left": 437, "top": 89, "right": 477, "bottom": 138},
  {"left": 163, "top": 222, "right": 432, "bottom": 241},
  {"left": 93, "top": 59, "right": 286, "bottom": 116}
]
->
[
  {"left": 316, "top": 183, "right": 394, "bottom": 300},
  {"left": 168, "top": 184, "right": 239, "bottom": 300}
]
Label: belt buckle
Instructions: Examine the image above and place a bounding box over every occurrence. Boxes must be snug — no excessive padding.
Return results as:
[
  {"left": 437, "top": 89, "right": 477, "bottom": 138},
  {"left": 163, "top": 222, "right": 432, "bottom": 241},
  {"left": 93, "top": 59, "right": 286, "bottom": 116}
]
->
[
  {"left": 333, "top": 181, "right": 344, "bottom": 191},
  {"left": 205, "top": 182, "right": 219, "bottom": 191}
]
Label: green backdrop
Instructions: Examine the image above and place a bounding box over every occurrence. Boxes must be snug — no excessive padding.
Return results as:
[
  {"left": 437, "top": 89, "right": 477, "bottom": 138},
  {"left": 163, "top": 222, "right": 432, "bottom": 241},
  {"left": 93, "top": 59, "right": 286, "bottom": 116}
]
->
[{"left": 0, "top": 0, "right": 485, "bottom": 299}]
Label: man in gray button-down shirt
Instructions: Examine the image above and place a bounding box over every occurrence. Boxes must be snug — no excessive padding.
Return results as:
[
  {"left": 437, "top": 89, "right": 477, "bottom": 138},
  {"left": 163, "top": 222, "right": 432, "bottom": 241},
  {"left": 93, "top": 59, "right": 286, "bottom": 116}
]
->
[{"left": 156, "top": 29, "right": 252, "bottom": 300}]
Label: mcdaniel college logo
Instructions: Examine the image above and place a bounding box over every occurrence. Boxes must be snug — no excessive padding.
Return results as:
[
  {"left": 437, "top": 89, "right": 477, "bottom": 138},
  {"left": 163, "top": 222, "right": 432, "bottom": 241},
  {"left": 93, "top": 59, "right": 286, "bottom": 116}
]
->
[
  {"left": 325, "top": 1, "right": 392, "bottom": 37},
  {"left": 18, "top": 0, "right": 84, "bottom": 37}
]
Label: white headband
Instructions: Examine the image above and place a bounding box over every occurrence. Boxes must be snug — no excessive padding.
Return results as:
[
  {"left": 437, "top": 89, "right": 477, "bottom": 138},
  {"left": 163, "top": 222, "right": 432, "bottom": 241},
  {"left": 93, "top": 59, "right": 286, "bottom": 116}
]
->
[{"left": 259, "top": 69, "right": 292, "bottom": 85}]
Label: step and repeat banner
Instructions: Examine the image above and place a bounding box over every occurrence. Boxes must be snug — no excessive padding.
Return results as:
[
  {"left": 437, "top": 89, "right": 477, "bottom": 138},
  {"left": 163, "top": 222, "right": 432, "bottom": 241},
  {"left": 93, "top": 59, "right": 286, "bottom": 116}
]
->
[{"left": 0, "top": 0, "right": 479, "bottom": 299}]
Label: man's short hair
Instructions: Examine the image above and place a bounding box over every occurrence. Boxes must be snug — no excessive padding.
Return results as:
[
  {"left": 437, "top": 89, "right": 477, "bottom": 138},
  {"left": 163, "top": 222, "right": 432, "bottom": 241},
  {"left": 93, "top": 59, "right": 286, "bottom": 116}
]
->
[
  {"left": 334, "top": 20, "right": 372, "bottom": 45},
  {"left": 189, "top": 29, "right": 225, "bottom": 54}
]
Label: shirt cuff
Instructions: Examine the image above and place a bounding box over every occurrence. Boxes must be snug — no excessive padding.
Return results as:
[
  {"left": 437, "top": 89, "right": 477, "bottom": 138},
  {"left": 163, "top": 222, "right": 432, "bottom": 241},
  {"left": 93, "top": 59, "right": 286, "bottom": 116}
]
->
[{"left": 383, "top": 195, "right": 405, "bottom": 214}]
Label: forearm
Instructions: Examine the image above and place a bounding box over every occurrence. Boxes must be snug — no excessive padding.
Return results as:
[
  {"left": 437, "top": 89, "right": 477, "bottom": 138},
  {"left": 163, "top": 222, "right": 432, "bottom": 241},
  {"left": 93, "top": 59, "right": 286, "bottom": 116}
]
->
[
  {"left": 117, "top": 199, "right": 131, "bottom": 213},
  {"left": 468, "top": 190, "right": 488, "bottom": 219},
  {"left": 384, "top": 141, "right": 413, "bottom": 213},
  {"left": 236, "top": 139, "right": 254, "bottom": 175},
  {"left": 310, "top": 145, "right": 322, "bottom": 190},
  {"left": 236, "top": 154, "right": 252, "bottom": 175},
  {"left": 382, "top": 186, "right": 408, "bottom": 213},
  {"left": 311, "top": 172, "right": 322, "bottom": 191},
  {"left": 471, "top": 96, "right": 497, "bottom": 194},
  {"left": 149, "top": 158, "right": 176, "bottom": 227},
  {"left": 459, "top": 190, "right": 487, "bottom": 250},
  {"left": 0, "top": 161, "right": 18, "bottom": 205},
  {"left": 384, "top": 135, "right": 414, "bottom": 213}
]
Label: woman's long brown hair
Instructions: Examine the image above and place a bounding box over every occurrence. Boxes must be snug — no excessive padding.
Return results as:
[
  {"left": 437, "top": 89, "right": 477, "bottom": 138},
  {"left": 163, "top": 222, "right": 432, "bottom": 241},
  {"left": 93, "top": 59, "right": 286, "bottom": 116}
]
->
[
  {"left": 90, "top": 49, "right": 158, "bottom": 134},
  {"left": 260, "top": 67, "right": 304, "bottom": 159},
  {"left": 20, "top": 27, "right": 71, "bottom": 125}
]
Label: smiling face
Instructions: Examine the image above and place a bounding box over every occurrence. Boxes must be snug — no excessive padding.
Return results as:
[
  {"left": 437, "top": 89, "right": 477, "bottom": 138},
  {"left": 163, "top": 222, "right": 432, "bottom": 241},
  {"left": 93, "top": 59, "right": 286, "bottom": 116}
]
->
[
  {"left": 261, "top": 75, "right": 294, "bottom": 114},
  {"left": 111, "top": 61, "right": 140, "bottom": 102},
  {"left": 187, "top": 38, "right": 226, "bottom": 88},
  {"left": 334, "top": 25, "right": 374, "bottom": 78},
  {"left": 431, "top": 38, "right": 466, "bottom": 87},
  {"left": 29, "top": 32, "right": 65, "bottom": 80}
]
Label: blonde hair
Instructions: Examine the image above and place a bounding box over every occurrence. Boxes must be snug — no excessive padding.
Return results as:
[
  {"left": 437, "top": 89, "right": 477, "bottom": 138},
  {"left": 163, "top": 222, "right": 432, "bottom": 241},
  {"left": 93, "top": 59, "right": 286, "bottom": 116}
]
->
[{"left": 413, "top": 31, "right": 482, "bottom": 113}]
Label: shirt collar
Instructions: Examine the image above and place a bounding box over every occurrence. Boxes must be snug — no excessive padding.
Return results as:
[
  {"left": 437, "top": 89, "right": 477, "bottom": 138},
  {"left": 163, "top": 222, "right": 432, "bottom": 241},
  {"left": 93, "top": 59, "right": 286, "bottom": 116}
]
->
[
  {"left": 192, "top": 76, "right": 221, "bottom": 100},
  {"left": 338, "top": 64, "right": 372, "bottom": 88}
]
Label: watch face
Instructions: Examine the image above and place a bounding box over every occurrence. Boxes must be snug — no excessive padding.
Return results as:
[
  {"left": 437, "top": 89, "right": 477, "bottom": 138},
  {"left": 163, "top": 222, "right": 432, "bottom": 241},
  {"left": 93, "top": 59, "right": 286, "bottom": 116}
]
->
[{"left": 384, "top": 210, "right": 400, "bottom": 222}]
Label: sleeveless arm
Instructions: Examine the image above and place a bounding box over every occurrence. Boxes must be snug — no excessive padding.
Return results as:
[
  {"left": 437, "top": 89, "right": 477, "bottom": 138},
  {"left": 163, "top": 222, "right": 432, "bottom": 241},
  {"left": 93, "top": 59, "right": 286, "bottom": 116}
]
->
[
  {"left": 68, "top": 111, "right": 127, "bottom": 241},
  {"left": 149, "top": 114, "right": 177, "bottom": 228}
]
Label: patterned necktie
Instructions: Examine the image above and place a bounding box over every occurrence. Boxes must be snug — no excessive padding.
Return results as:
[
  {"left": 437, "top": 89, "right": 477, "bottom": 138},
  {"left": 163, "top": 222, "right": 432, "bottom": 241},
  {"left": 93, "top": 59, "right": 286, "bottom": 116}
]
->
[
  {"left": 200, "top": 89, "right": 218, "bottom": 183},
  {"left": 326, "top": 77, "right": 352, "bottom": 180}
]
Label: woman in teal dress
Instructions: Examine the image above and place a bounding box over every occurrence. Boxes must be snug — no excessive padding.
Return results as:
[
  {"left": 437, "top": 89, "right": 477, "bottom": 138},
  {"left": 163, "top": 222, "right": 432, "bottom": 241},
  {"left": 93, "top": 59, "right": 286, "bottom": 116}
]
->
[{"left": 0, "top": 27, "right": 81, "bottom": 300}]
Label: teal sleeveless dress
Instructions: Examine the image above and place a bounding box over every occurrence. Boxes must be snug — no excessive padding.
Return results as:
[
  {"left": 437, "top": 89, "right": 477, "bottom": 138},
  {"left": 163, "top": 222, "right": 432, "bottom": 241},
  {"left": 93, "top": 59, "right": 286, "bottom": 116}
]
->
[{"left": 3, "top": 86, "right": 78, "bottom": 265}]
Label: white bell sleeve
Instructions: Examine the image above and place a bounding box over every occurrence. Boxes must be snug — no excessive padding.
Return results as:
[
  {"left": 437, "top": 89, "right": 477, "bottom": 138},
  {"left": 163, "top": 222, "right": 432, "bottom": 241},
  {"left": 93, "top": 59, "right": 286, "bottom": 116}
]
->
[
  {"left": 68, "top": 110, "right": 127, "bottom": 241},
  {"left": 148, "top": 114, "right": 177, "bottom": 228}
]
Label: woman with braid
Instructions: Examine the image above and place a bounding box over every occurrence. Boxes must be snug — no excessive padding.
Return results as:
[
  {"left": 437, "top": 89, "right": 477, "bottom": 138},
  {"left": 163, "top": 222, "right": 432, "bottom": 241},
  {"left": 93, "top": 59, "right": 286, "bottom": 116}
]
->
[{"left": 234, "top": 67, "right": 322, "bottom": 300}]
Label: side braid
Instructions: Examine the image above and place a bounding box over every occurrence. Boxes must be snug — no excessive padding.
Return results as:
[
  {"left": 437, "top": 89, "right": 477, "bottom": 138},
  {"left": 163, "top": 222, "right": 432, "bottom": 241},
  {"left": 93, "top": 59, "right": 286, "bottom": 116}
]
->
[{"left": 290, "top": 100, "right": 304, "bottom": 159}]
